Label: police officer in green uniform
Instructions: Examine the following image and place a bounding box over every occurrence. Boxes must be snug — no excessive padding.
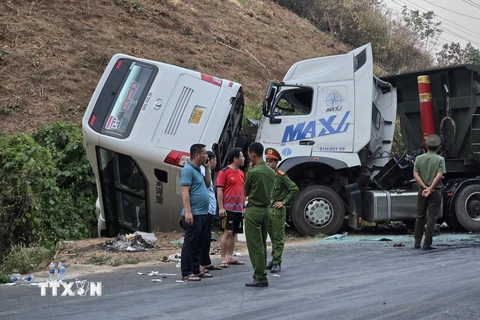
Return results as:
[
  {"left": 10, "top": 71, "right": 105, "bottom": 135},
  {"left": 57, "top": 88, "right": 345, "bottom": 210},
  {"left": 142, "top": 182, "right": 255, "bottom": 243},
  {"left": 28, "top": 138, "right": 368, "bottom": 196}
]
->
[
  {"left": 413, "top": 134, "right": 446, "bottom": 250},
  {"left": 243, "top": 142, "right": 275, "bottom": 287},
  {"left": 264, "top": 147, "right": 298, "bottom": 273}
]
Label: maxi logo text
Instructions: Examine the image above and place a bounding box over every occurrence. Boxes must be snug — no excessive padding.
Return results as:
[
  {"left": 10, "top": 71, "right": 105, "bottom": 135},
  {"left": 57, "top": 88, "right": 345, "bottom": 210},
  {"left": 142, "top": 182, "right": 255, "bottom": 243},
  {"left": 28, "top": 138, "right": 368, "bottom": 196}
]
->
[{"left": 282, "top": 112, "right": 350, "bottom": 143}]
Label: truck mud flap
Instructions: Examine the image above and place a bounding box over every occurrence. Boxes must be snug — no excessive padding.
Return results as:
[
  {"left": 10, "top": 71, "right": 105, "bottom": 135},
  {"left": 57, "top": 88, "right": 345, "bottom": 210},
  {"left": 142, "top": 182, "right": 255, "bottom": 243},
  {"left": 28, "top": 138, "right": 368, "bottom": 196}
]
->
[{"left": 345, "top": 183, "right": 363, "bottom": 230}]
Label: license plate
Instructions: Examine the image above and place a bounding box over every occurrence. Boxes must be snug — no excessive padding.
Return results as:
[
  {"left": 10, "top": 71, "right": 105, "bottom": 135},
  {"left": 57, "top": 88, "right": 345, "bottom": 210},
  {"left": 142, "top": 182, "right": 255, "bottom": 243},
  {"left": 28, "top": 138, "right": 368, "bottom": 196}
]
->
[{"left": 189, "top": 109, "right": 204, "bottom": 124}]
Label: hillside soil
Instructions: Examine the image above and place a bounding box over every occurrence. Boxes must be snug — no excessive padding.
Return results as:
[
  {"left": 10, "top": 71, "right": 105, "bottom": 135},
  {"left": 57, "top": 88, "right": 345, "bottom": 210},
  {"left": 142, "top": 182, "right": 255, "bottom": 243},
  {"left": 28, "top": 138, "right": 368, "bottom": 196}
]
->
[{"left": 0, "top": 0, "right": 348, "bottom": 134}]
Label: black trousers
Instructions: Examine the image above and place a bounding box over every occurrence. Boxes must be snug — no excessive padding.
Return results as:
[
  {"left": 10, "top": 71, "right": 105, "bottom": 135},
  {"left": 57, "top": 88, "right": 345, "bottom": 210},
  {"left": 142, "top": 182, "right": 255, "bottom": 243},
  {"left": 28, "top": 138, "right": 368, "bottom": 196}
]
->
[
  {"left": 200, "top": 214, "right": 215, "bottom": 267},
  {"left": 414, "top": 190, "right": 442, "bottom": 247},
  {"left": 181, "top": 214, "right": 208, "bottom": 278}
]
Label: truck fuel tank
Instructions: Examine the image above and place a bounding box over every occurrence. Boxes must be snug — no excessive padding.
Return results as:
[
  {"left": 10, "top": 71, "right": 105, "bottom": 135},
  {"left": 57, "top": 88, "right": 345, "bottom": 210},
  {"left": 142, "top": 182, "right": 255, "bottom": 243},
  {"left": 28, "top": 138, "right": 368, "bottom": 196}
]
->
[{"left": 362, "top": 189, "right": 418, "bottom": 223}]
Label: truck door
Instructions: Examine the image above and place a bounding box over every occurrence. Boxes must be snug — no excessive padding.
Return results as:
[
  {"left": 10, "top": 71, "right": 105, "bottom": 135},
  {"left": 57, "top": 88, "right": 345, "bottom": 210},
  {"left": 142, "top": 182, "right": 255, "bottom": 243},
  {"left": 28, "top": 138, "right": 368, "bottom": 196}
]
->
[{"left": 257, "top": 87, "right": 316, "bottom": 158}]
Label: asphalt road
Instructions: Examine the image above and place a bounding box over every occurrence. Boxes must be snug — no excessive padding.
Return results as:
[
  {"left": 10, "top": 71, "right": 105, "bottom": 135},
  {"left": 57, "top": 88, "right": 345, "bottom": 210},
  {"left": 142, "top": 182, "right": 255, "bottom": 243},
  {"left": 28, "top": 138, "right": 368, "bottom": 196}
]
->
[{"left": 1, "top": 230, "right": 480, "bottom": 320}]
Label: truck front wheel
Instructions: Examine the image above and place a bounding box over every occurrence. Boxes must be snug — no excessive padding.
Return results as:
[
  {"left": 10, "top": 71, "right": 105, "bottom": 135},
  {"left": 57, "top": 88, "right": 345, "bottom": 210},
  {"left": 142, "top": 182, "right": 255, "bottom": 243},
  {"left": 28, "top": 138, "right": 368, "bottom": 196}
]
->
[
  {"left": 454, "top": 184, "right": 480, "bottom": 231},
  {"left": 291, "top": 185, "right": 345, "bottom": 236}
]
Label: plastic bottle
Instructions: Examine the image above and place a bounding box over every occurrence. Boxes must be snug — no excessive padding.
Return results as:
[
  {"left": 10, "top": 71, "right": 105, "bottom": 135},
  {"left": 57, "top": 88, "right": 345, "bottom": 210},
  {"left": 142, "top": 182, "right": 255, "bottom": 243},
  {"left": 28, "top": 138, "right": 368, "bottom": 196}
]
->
[
  {"left": 49, "top": 262, "right": 56, "bottom": 281},
  {"left": 58, "top": 262, "right": 65, "bottom": 281},
  {"left": 22, "top": 275, "right": 34, "bottom": 282}
]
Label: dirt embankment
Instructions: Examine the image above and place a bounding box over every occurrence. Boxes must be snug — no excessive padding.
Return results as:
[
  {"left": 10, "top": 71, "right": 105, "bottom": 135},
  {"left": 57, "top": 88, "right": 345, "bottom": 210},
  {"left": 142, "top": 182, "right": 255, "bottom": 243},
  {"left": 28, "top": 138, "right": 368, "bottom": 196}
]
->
[{"left": 0, "top": 0, "right": 347, "bottom": 134}]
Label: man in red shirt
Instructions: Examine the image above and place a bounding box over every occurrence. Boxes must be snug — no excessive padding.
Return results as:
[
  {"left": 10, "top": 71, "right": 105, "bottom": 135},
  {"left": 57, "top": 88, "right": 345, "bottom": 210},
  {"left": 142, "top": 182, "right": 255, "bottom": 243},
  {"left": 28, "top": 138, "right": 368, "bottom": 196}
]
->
[{"left": 217, "top": 147, "right": 246, "bottom": 268}]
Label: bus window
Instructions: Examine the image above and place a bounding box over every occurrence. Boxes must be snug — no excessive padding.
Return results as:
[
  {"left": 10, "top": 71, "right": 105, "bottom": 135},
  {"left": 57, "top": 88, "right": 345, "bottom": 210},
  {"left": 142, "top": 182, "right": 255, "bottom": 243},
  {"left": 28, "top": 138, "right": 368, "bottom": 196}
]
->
[
  {"left": 89, "top": 59, "right": 158, "bottom": 139},
  {"left": 97, "top": 147, "right": 148, "bottom": 235}
]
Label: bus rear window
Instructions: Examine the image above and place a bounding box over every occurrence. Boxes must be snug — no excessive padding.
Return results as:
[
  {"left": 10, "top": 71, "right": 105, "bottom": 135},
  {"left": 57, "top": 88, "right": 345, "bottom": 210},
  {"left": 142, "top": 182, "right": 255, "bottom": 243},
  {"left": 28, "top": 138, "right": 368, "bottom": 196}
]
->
[{"left": 93, "top": 59, "right": 157, "bottom": 138}]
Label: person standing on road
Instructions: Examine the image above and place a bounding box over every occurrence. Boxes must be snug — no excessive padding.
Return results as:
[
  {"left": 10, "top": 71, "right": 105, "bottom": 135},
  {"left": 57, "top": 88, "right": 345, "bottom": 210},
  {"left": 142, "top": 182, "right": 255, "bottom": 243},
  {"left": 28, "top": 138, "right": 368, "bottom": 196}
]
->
[
  {"left": 217, "top": 148, "right": 246, "bottom": 268},
  {"left": 243, "top": 142, "right": 275, "bottom": 287},
  {"left": 264, "top": 147, "right": 299, "bottom": 273},
  {"left": 180, "top": 144, "right": 212, "bottom": 281},
  {"left": 413, "top": 134, "right": 446, "bottom": 251},
  {"left": 200, "top": 151, "right": 222, "bottom": 273}
]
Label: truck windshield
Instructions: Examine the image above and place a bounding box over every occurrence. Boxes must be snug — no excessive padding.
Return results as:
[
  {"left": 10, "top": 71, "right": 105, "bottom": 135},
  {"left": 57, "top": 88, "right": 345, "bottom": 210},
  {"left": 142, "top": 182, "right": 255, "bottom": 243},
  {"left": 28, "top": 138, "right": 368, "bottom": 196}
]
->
[{"left": 274, "top": 88, "right": 313, "bottom": 116}]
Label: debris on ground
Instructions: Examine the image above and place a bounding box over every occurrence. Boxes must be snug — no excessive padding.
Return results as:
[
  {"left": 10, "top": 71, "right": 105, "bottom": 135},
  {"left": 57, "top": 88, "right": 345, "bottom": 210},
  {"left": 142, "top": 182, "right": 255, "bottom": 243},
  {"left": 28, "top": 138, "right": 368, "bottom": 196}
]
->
[
  {"left": 323, "top": 232, "right": 348, "bottom": 240},
  {"left": 359, "top": 237, "right": 393, "bottom": 242},
  {"left": 100, "top": 233, "right": 155, "bottom": 252},
  {"left": 393, "top": 243, "right": 405, "bottom": 247},
  {"left": 151, "top": 279, "right": 162, "bottom": 283},
  {"left": 133, "top": 232, "right": 157, "bottom": 246},
  {"left": 160, "top": 253, "right": 181, "bottom": 263},
  {"left": 169, "top": 236, "right": 184, "bottom": 245},
  {"left": 138, "top": 271, "right": 177, "bottom": 276}
]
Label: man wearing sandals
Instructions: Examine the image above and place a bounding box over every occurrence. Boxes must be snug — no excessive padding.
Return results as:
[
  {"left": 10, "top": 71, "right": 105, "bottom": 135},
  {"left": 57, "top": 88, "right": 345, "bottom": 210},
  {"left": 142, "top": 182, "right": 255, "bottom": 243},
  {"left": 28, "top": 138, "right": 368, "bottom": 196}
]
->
[
  {"left": 180, "top": 144, "right": 213, "bottom": 282},
  {"left": 200, "top": 151, "right": 222, "bottom": 273},
  {"left": 244, "top": 142, "right": 275, "bottom": 287},
  {"left": 217, "top": 148, "right": 246, "bottom": 268}
]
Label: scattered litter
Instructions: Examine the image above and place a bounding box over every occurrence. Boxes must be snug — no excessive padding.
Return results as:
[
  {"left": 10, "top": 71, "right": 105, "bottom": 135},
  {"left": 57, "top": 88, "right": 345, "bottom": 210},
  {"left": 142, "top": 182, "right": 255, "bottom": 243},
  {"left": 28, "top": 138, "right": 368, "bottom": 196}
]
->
[
  {"left": 138, "top": 272, "right": 177, "bottom": 276},
  {"left": 4, "top": 283, "right": 16, "bottom": 286},
  {"left": 100, "top": 233, "right": 155, "bottom": 252},
  {"left": 169, "top": 237, "right": 184, "bottom": 245},
  {"left": 272, "top": 274, "right": 281, "bottom": 278},
  {"left": 176, "top": 263, "right": 181, "bottom": 268},
  {"left": 323, "top": 232, "right": 348, "bottom": 240},
  {"left": 22, "top": 283, "right": 40, "bottom": 287},
  {"left": 167, "top": 253, "right": 181, "bottom": 262},
  {"left": 176, "top": 280, "right": 185, "bottom": 283},
  {"left": 151, "top": 279, "right": 162, "bottom": 283},
  {"left": 393, "top": 243, "right": 405, "bottom": 247},
  {"left": 359, "top": 237, "right": 393, "bottom": 242},
  {"left": 234, "top": 252, "right": 242, "bottom": 257},
  {"left": 133, "top": 231, "right": 157, "bottom": 245}
]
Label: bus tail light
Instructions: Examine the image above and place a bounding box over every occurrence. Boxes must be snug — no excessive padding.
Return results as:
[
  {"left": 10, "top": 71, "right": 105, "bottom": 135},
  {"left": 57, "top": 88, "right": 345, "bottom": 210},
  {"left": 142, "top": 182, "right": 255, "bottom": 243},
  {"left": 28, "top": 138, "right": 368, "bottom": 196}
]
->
[
  {"left": 115, "top": 59, "right": 124, "bottom": 69},
  {"left": 89, "top": 113, "right": 97, "bottom": 127},
  {"left": 201, "top": 74, "right": 223, "bottom": 87},
  {"left": 165, "top": 150, "right": 190, "bottom": 167}
]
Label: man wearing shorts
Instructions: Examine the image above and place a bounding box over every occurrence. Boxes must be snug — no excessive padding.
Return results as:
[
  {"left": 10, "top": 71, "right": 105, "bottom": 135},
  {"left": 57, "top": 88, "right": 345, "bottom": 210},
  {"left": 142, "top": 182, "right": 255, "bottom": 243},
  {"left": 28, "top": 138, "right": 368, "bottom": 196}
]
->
[{"left": 217, "top": 148, "right": 245, "bottom": 268}]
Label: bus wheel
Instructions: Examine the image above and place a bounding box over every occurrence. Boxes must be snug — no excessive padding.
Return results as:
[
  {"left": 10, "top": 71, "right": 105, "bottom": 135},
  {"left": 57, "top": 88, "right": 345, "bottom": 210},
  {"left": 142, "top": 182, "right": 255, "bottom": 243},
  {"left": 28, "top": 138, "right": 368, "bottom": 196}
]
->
[
  {"left": 291, "top": 185, "right": 345, "bottom": 236},
  {"left": 454, "top": 184, "right": 480, "bottom": 231}
]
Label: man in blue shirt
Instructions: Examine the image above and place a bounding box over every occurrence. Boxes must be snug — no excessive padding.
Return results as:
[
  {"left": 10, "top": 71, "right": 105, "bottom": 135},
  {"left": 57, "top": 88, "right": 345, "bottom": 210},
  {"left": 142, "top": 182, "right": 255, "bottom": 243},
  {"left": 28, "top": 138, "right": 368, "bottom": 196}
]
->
[
  {"left": 200, "top": 151, "right": 222, "bottom": 273},
  {"left": 180, "top": 144, "right": 211, "bottom": 281}
]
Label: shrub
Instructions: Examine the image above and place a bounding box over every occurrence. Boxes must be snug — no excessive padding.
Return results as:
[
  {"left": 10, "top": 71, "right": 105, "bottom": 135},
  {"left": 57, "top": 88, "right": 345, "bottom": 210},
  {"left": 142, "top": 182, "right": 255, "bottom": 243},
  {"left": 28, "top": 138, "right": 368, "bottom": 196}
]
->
[
  {"left": 0, "top": 123, "right": 97, "bottom": 260},
  {"left": 1, "top": 244, "right": 55, "bottom": 275}
]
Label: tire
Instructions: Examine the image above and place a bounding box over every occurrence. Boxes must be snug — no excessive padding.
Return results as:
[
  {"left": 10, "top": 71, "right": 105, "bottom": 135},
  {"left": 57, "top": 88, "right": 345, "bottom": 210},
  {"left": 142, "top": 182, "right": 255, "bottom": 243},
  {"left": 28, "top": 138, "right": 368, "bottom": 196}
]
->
[
  {"left": 446, "top": 214, "right": 467, "bottom": 232},
  {"left": 290, "top": 185, "right": 345, "bottom": 236},
  {"left": 454, "top": 184, "right": 480, "bottom": 231}
]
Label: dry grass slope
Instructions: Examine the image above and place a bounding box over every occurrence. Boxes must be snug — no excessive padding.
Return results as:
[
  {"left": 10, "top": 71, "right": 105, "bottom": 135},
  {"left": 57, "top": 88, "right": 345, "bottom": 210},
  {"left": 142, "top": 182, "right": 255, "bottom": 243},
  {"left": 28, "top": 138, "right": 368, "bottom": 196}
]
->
[{"left": 0, "top": 0, "right": 349, "bottom": 135}]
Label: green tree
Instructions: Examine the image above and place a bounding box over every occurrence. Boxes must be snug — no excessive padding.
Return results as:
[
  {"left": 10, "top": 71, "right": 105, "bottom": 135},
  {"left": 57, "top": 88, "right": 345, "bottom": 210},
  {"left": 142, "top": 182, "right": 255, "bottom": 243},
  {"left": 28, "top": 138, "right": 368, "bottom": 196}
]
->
[
  {"left": 436, "top": 42, "right": 480, "bottom": 66},
  {"left": 401, "top": 6, "right": 442, "bottom": 52}
]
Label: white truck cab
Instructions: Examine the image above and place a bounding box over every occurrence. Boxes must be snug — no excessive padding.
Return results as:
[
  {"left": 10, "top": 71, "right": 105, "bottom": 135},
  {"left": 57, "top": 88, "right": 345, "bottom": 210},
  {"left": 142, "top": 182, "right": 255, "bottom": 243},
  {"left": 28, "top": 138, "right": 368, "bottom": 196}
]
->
[{"left": 257, "top": 44, "right": 397, "bottom": 235}]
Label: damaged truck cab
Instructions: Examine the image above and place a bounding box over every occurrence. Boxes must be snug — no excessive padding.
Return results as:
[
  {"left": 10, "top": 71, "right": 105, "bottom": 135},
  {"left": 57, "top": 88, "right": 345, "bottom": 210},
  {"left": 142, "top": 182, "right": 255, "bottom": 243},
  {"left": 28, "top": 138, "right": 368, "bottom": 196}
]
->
[{"left": 257, "top": 43, "right": 480, "bottom": 235}]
